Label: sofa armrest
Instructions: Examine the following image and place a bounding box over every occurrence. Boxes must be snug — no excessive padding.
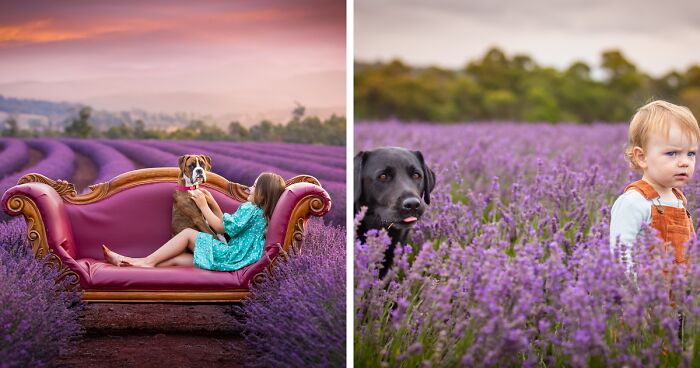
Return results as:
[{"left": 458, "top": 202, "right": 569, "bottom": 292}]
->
[
  {"left": 238, "top": 182, "right": 330, "bottom": 286},
  {"left": 266, "top": 182, "right": 332, "bottom": 255},
  {"left": 2, "top": 182, "right": 84, "bottom": 288}
]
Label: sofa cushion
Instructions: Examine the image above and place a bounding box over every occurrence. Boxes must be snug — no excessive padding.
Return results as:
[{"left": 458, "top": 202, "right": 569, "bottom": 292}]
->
[
  {"left": 77, "top": 258, "right": 249, "bottom": 290},
  {"left": 74, "top": 241, "right": 280, "bottom": 290}
]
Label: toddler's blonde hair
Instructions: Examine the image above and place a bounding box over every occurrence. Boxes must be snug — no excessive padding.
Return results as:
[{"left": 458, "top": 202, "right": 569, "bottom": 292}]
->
[{"left": 625, "top": 100, "right": 700, "bottom": 172}]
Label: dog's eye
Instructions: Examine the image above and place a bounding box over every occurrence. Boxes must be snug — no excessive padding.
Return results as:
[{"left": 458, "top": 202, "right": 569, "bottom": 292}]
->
[
  {"left": 412, "top": 172, "right": 422, "bottom": 180},
  {"left": 378, "top": 173, "right": 389, "bottom": 182}
]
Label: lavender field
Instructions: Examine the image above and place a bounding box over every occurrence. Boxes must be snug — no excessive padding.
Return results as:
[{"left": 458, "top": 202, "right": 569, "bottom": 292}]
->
[
  {"left": 355, "top": 122, "right": 700, "bottom": 367},
  {"left": 0, "top": 138, "right": 345, "bottom": 225}
]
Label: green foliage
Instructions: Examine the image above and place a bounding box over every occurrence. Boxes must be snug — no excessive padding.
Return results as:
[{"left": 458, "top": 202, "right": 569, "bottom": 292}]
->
[
  {"left": 64, "top": 107, "right": 93, "bottom": 138},
  {"left": 249, "top": 120, "right": 281, "bottom": 141},
  {"left": 228, "top": 121, "right": 249, "bottom": 141},
  {"left": 105, "top": 122, "right": 134, "bottom": 139},
  {"left": 355, "top": 47, "right": 700, "bottom": 123},
  {"left": 321, "top": 114, "right": 346, "bottom": 146},
  {"left": 292, "top": 101, "right": 306, "bottom": 121},
  {"left": 2, "top": 116, "right": 18, "bottom": 137},
  {"left": 133, "top": 119, "right": 146, "bottom": 138}
]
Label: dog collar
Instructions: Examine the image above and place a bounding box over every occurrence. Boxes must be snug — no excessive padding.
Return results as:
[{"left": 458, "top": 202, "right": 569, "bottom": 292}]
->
[{"left": 175, "top": 185, "right": 198, "bottom": 191}]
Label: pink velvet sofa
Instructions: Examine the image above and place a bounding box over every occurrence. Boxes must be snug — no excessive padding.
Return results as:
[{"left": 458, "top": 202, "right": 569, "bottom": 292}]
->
[{"left": 1, "top": 168, "right": 331, "bottom": 302}]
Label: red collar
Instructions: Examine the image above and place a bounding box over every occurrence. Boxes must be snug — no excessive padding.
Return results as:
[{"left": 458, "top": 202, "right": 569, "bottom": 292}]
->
[{"left": 175, "top": 185, "right": 198, "bottom": 191}]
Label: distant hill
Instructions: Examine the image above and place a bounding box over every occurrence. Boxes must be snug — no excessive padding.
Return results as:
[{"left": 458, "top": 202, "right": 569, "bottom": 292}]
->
[
  {"left": 0, "top": 95, "right": 344, "bottom": 132},
  {"left": 0, "top": 95, "right": 80, "bottom": 116}
]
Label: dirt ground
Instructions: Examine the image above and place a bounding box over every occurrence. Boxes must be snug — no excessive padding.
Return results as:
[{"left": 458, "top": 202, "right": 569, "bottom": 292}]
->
[
  {"left": 24, "top": 147, "right": 43, "bottom": 171},
  {"left": 71, "top": 152, "right": 98, "bottom": 193},
  {"left": 55, "top": 303, "right": 253, "bottom": 368}
]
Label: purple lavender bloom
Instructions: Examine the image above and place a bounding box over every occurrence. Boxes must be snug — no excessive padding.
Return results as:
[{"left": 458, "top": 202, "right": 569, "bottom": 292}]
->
[
  {"left": 0, "top": 218, "right": 84, "bottom": 367},
  {"left": 204, "top": 140, "right": 345, "bottom": 170},
  {"left": 238, "top": 141, "right": 345, "bottom": 160},
  {"left": 101, "top": 139, "right": 177, "bottom": 167},
  {"left": 0, "top": 139, "right": 29, "bottom": 179}
]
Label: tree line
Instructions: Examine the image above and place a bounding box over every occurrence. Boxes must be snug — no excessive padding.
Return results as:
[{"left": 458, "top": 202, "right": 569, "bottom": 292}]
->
[
  {"left": 355, "top": 47, "right": 700, "bottom": 123},
  {"left": 1, "top": 104, "right": 346, "bottom": 146}
]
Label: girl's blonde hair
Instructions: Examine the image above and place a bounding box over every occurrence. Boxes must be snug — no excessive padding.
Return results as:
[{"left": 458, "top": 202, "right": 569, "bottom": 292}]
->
[
  {"left": 625, "top": 100, "right": 700, "bottom": 172},
  {"left": 252, "top": 172, "right": 286, "bottom": 221}
]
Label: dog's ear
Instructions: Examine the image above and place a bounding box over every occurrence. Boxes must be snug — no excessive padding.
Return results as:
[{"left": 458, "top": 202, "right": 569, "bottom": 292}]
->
[
  {"left": 413, "top": 150, "right": 435, "bottom": 205},
  {"left": 354, "top": 151, "right": 367, "bottom": 210},
  {"left": 200, "top": 155, "right": 212, "bottom": 170},
  {"left": 178, "top": 155, "right": 187, "bottom": 171}
]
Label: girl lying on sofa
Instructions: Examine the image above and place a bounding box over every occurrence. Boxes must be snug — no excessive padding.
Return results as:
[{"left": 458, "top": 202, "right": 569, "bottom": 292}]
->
[{"left": 102, "top": 172, "right": 286, "bottom": 271}]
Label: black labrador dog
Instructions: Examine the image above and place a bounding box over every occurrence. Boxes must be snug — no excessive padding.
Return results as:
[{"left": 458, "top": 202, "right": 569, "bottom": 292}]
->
[{"left": 354, "top": 147, "right": 435, "bottom": 278}]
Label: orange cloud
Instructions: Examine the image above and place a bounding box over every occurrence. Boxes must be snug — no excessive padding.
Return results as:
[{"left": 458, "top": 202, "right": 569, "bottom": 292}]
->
[
  {"left": 211, "top": 8, "right": 305, "bottom": 24},
  {"left": 0, "top": 20, "right": 84, "bottom": 43},
  {"left": 0, "top": 18, "right": 174, "bottom": 46}
]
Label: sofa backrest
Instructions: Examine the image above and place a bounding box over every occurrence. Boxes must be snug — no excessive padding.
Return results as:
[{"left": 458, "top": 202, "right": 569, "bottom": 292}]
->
[{"left": 66, "top": 182, "right": 242, "bottom": 260}]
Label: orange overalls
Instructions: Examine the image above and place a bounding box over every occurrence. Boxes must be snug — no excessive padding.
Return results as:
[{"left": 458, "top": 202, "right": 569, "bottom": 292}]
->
[{"left": 624, "top": 180, "right": 695, "bottom": 266}]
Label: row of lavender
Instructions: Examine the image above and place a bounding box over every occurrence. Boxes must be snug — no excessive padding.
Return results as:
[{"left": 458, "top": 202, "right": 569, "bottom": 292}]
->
[
  {"left": 355, "top": 122, "right": 700, "bottom": 367},
  {"left": 0, "top": 138, "right": 345, "bottom": 224}
]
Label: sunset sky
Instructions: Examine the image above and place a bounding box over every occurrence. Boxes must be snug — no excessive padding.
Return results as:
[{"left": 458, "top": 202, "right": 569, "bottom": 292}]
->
[
  {"left": 356, "top": 0, "right": 700, "bottom": 77},
  {"left": 0, "top": 0, "right": 345, "bottom": 117}
]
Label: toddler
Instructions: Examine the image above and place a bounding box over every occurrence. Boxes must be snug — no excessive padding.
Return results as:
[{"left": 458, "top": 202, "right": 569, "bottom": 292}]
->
[{"left": 610, "top": 100, "right": 699, "bottom": 273}]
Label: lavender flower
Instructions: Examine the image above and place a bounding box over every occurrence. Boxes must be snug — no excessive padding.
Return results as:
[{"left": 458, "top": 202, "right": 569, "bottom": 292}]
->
[
  {"left": 0, "top": 139, "right": 28, "bottom": 179},
  {"left": 0, "top": 218, "right": 84, "bottom": 368}
]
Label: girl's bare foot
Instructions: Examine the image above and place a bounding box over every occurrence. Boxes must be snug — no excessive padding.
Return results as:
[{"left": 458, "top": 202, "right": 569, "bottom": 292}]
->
[
  {"left": 102, "top": 245, "right": 126, "bottom": 267},
  {"left": 102, "top": 245, "right": 155, "bottom": 267}
]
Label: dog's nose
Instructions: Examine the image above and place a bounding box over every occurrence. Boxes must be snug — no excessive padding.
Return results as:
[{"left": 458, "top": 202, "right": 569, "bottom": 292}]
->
[{"left": 402, "top": 197, "right": 421, "bottom": 211}]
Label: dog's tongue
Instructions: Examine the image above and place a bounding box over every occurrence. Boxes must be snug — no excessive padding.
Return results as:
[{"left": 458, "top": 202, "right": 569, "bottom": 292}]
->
[{"left": 403, "top": 216, "right": 418, "bottom": 223}]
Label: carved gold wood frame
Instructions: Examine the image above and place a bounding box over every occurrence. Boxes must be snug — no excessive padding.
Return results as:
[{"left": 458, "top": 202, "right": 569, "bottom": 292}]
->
[{"left": 6, "top": 168, "right": 326, "bottom": 302}]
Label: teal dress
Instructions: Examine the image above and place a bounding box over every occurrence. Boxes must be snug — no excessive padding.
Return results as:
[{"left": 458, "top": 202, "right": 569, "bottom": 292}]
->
[{"left": 193, "top": 202, "right": 267, "bottom": 271}]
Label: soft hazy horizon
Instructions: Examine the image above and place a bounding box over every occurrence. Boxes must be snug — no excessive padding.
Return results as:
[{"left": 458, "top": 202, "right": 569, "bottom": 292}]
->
[
  {"left": 356, "top": 0, "right": 700, "bottom": 77},
  {"left": 0, "top": 0, "right": 345, "bottom": 117}
]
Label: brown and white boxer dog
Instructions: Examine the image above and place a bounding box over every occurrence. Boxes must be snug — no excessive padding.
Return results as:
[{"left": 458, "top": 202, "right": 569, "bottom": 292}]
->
[{"left": 171, "top": 154, "right": 220, "bottom": 238}]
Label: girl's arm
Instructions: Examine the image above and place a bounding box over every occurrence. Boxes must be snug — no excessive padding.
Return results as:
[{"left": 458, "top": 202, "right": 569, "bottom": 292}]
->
[
  {"left": 192, "top": 191, "right": 224, "bottom": 233},
  {"left": 201, "top": 188, "right": 224, "bottom": 220}
]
